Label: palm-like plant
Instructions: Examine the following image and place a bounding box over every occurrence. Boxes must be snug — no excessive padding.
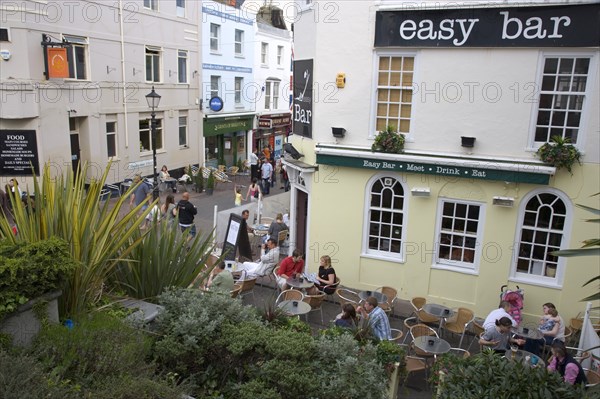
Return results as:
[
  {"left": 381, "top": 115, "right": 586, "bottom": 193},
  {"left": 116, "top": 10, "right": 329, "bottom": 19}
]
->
[
  {"left": 112, "top": 217, "right": 220, "bottom": 301},
  {"left": 0, "top": 163, "right": 150, "bottom": 316},
  {"left": 552, "top": 193, "right": 600, "bottom": 303}
]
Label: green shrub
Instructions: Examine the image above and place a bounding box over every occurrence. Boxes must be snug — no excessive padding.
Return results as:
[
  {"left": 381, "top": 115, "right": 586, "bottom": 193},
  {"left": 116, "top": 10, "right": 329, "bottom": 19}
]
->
[
  {"left": 0, "top": 237, "right": 77, "bottom": 319},
  {"left": 437, "top": 350, "right": 588, "bottom": 399},
  {"left": 32, "top": 312, "right": 152, "bottom": 388},
  {"left": 87, "top": 374, "right": 188, "bottom": 399},
  {"left": 0, "top": 350, "right": 79, "bottom": 399}
]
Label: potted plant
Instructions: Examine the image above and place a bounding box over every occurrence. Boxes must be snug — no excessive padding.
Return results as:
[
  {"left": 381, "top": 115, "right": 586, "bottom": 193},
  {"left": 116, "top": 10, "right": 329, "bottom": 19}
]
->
[
  {"left": 371, "top": 125, "right": 405, "bottom": 154},
  {"left": 193, "top": 171, "right": 204, "bottom": 193},
  {"left": 205, "top": 172, "right": 216, "bottom": 195},
  {"left": 536, "top": 135, "right": 582, "bottom": 174},
  {"left": 0, "top": 237, "right": 78, "bottom": 346}
]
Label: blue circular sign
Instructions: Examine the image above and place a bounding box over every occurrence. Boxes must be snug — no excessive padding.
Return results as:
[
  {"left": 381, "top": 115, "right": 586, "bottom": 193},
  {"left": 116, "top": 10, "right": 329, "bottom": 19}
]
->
[{"left": 209, "top": 96, "right": 224, "bottom": 112}]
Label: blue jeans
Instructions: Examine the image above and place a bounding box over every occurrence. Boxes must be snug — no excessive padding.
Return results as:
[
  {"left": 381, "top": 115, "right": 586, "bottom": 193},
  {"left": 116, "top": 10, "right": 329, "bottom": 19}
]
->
[{"left": 262, "top": 178, "right": 270, "bottom": 195}]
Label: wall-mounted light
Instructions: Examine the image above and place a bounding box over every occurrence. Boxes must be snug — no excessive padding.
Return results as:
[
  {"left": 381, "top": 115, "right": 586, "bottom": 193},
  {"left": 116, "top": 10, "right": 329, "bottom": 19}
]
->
[
  {"left": 492, "top": 196, "right": 515, "bottom": 207},
  {"left": 332, "top": 127, "right": 346, "bottom": 138},
  {"left": 461, "top": 136, "right": 476, "bottom": 148},
  {"left": 133, "top": 68, "right": 142, "bottom": 76},
  {"left": 192, "top": 70, "right": 198, "bottom": 78},
  {"left": 411, "top": 187, "right": 431, "bottom": 197},
  {"left": 106, "top": 66, "right": 116, "bottom": 74}
]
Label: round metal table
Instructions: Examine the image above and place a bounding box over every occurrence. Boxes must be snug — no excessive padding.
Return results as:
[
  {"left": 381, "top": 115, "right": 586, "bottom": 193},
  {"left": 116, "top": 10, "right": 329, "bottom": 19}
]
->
[
  {"left": 286, "top": 277, "right": 314, "bottom": 290},
  {"left": 412, "top": 336, "right": 451, "bottom": 355},
  {"left": 278, "top": 300, "right": 311, "bottom": 316},
  {"left": 504, "top": 348, "right": 545, "bottom": 367},
  {"left": 511, "top": 325, "right": 544, "bottom": 340}
]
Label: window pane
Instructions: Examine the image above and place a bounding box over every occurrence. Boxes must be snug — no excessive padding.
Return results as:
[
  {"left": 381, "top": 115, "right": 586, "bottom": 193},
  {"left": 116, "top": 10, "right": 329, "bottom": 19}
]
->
[{"left": 367, "top": 177, "right": 405, "bottom": 256}]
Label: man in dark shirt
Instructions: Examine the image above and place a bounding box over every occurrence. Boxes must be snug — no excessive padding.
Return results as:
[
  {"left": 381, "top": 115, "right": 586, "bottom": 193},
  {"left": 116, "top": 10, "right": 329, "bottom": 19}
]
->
[{"left": 175, "top": 191, "right": 197, "bottom": 238}]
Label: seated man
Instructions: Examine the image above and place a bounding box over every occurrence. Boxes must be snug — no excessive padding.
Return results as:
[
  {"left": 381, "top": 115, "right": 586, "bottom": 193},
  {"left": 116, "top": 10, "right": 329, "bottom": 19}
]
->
[
  {"left": 236, "top": 238, "right": 279, "bottom": 277},
  {"left": 357, "top": 296, "right": 392, "bottom": 341},
  {"left": 206, "top": 262, "right": 234, "bottom": 293},
  {"left": 276, "top": 249, "right": 304, "bottom": 290},
  {"left": 483, "top": 301, "right": 517, "bottom": 330},
  {"left": 479, "top": 317, "right": 525, "bottom": 353}
]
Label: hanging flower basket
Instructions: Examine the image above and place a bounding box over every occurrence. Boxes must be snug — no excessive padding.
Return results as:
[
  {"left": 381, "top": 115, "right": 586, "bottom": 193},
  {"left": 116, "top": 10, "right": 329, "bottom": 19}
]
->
[
  {"left": 371, "top": 126, "right": 405, "bottom": 154},
  {"left": 536, "top": 136, "right": 582, "bottom": 175}
]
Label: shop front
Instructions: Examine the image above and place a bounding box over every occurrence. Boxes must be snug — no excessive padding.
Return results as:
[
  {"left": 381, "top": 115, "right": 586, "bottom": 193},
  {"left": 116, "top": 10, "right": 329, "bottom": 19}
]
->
[
  {"left": 254, "top": 112, "right": 291, "bottom": 159},
  {"left": 203, "top": 114, "right": 254, "bottom": 168}
]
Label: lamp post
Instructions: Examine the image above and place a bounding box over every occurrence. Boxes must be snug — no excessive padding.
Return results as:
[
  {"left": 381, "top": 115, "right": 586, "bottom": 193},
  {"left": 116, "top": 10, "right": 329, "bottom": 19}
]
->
[{"left": 145, "top": 86, "right": 161, "bottom": 201}]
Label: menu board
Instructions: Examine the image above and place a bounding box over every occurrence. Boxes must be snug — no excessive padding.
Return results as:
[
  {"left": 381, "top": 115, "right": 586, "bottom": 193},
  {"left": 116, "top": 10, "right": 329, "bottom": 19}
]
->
[{"left": 0, "top": 130, "right": 40, "bottom": 175}]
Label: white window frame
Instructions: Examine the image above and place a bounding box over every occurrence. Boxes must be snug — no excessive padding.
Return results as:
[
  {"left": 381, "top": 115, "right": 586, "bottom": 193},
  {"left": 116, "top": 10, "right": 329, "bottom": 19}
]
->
[
  {"left": 509, "top": 189, "right": 572, "bottom": 289},
  {"left": 144, "top": 0, "right": 158, "bottom": 11},
  {"left": 210, "top": 23, "right": 221, "bottom": 53},
  {"left": 264, "top": 81, "right": 271, "bottom": 109},
  {"left": 178, "top": 114, "right": 188, "bottom": 148},
  {"left": 106, "top": 119, "right": 117, "bottom": 159},
  {"left": 529, "top": 52, "right": 596, "bottom": 149},
  {"left": 62, "top": 34, "right": 89, "bottom": 80},
  {"left": 177, "top": 49, "right": 188, "bottom": 84},
  {"left": 432, "top": 198, "right": 485, "bottom": 275},
  {"left": 145, "top": 46, "right": 162, "bottom": 83},
  {"left": 176, "top": 0, "right": 185, "bottom": 17},
  {"left": 261, "top": 42, "right": 269, "bottom": 65},
  {"left": 234, "top": 29, "right": 244, "bottom": 56},
  {"left": 361, "top": 174, "right": 408, "bottom": 262},
  {"left": 277, "top": 45, "right": 284, "bottom": 66},
  {"left": 139, "top": 116, "right": 163, "bottom": 154},
  {"left": 371, "top": 51, "right": 416, "bottom": 139},
  {"left": 273, "top": 81, "right": 280, "bottom": 109},
  {"left": 210, "top": 75, "right": 221, "bottom": 98},
  {"left": 235, "top": 77, "right": 243, "bottom": 104}
]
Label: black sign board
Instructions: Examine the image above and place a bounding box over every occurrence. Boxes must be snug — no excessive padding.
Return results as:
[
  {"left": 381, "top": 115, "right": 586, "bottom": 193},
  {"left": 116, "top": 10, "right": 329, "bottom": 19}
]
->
[
  {"left": 0, "top": 130, "right": 40, "bottom": 175},
  {"left": 222, "top": 213, "right": 252, "bottom": 261},
  {"left": 293, "top": 59, "right": 313, "bottom": 138},
  {"left": 375, "top": 4, "right": 600, "bottom": 47}
]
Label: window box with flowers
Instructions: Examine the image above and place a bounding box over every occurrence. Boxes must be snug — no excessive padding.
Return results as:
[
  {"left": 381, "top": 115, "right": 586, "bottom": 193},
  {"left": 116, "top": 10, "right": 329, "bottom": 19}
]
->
[
  {"left": 371, "top": 125, "right": 405, "bottom": 154},
  {"left": 536, "top": 136, "right": 582, "bottom": 175}
]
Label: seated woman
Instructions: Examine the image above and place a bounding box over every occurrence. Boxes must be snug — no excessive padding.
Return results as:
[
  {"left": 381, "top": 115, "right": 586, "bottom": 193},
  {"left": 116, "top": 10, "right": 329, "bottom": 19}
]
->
[
  {"left": 308, "top": 255, "right": 336, "bottom": 295},
  {"left": 335, "top": 303, "right": 358, "bottom": 329},
  {"left": 524, "top": 303, "right": 563, "bottom": 356},
  {"left": 479, "top": 317, "right": 525, "bottom": 353},
  {"left": 547, "top": 342, "right": 588, "bottom": 385},
  {"left": 159, "top": 165, "right": 177, "bottom": 193}
]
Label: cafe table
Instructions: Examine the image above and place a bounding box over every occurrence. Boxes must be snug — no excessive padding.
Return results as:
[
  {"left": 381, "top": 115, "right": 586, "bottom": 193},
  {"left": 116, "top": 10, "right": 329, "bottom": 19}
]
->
[
  {"left": 422, "top": 303, "right": 455, "bottom": 332},
  {"left": 252, "top": 224, "right": 270, "bottom": 236},
  {"left": 278, "top": 300, "right": 311, "bottom": 316},
  {"left": 504, "top": 348, "right": 545, "bottom": 368},
  {"left": 412, "top": 336, "right": 452, "bottom": 355},
  {"left": 358, "top": 290, "right": 388, "bottom": 304},
  {"left": 511, "top": 325, "right": 544, "bottom": 340},
  {"left": 286, "top": 277, "right": 314, "bottom": 291}
]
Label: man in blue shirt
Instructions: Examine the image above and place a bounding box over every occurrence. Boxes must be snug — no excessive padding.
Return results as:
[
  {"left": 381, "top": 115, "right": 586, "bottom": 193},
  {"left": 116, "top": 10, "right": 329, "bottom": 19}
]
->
[
  {"left": 129, "top": 174, "right": 151, "bottom": 211},
  {"left": 358, "top": 296, "right": 392, "bottom": 340}
]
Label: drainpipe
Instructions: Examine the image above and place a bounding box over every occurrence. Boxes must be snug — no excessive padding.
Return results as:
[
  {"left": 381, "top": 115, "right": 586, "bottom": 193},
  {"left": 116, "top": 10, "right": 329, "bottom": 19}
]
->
[{"left": 118, "top": 0, "right": 129, "bottom": 149}]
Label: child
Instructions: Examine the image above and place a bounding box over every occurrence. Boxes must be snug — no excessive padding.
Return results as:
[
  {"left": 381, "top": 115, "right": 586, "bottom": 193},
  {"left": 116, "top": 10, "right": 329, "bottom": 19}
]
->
[
  {"left": 234, "top": 185, "right": 243, "bottom": 207},
  {"left": 540, "top": 308, "right": 560, "bottom": 332}
]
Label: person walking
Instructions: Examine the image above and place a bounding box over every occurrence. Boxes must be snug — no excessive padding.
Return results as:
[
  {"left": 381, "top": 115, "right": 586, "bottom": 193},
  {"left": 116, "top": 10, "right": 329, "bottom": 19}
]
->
[
  {"left": 249, "top": 149, "right": 259, "bottom": 180},
  {"left": 175, "top": 192, "right": 197, "bottom": 239}
]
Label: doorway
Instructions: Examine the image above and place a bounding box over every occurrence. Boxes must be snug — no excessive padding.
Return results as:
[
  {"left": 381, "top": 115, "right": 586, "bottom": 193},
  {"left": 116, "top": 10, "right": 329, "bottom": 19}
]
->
[
  {"left": 69, "top": 118, "right": 81, "bottom": 175},
  {"left": 295, "top": 189, "right": 308, "bottom": 257}
]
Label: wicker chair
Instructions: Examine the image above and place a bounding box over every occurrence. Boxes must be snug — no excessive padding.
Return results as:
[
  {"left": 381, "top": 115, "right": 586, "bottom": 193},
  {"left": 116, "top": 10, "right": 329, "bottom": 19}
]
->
[
  {"left": 276, "top": 289, "right": 304, "bottom": 305},
  {"left": 303, "top": 291, "right": 327, "bottom": 324},
  {"left": 584, "top": 368, "right": 600, "bottom": 388},
  {"left": 390, "top": 328, "right": 404, "bottom": 343},
  {"left": 230, "top": 284, "right": 242, "bottom": 299},
  {"left": 410, "top": 324, "right": 438, "bottom": 358},
  {"left": 376, "top": 286, "right": 398, "bottom": 315},
  {"left": 235, "top": 273, "right": 257, "bottom": 302},
  {"left": 336, "top": 288, "right": 361, "bottom": 310},
  {"left": 411, "top": 297, "right": 441, "bottom": 325},
  {"left": 443, "top": 307, "right": 475, "bottom": 348}
]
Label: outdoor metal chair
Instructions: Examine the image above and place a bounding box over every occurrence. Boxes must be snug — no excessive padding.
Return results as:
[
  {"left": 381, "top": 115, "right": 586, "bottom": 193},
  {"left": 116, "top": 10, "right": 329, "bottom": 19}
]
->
[
  {"left": 584, "top": 368, "right": 600, "bottom": 388},
  {"left": 276, "top": 289, "right": 304, "bottom": 305},
  {"left": 411, "top": 297, "right": 441, "bottom": 325},
  {"left": 376, "top": 286, "right": 398, "bottom": 315},
  {"left": 230, "top": 284, "right": 242, "bottom": 299},
  {"left": 398, "top": 344, "right": 429, "bottom": 387},
  {"left": 336, "top": 288, "right": 361, "bottom": 310},
  {"left": 410, "top": 324, "right": 439, "bottom": 358},
  {"left": 447, "top": 347, "right": 471, "bottom": 359},
  {"left": 235, "top": 271, "right": 257, "bottom": 302},
  {"left": 303, "top": 291, "right": 326, "bottom": 324},
  {"left": 467, "top": 317, "right": 485, "bottom": 352},
  {"left": 390, "top": 328, "right": 404, "bottom": 343},
  {"left": 443, "top": 307, "right": 475, "bottom": 348}
]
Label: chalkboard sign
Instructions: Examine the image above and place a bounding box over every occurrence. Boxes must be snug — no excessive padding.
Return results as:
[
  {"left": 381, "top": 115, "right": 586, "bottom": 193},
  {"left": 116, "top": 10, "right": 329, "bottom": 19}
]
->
[
  {"left": 0, "top": 130, "right": 40, "bottom": 175},
  {"left": 222, "top": 213, "right": 252, "bottom": 261}
]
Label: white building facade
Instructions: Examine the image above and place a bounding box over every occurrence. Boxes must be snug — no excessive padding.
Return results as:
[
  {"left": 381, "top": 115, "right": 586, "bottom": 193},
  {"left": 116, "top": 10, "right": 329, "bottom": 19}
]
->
[
  {"left": 288, "top": 0, "right": 600, "bottom": 321},
  {"left": 0, "top": 0, "right": 202, "bottom": 185},
  {"left": 201, "top": 0, "right": 256, "bottom": 168}
]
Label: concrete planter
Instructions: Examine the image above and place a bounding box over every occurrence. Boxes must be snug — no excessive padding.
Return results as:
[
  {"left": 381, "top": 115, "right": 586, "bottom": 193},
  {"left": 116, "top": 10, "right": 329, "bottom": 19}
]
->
[
  {"left": 388, "top": 361, "right": 401, "bottom": 399},
  {"left": 0, "top": 291, "right": 61, "bottom": 346}
]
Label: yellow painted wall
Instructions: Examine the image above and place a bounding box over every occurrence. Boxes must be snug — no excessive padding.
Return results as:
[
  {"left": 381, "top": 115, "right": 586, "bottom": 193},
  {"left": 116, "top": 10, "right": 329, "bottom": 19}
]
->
[{"left": 304, "top": 160, "right": 600, "bottom": 322}]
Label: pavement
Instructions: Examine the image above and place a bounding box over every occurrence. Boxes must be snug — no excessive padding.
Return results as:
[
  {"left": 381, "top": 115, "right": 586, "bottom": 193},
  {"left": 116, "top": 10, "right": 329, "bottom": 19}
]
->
[{"left": 109, "top": 173, "right": 481, "bottom": 398}]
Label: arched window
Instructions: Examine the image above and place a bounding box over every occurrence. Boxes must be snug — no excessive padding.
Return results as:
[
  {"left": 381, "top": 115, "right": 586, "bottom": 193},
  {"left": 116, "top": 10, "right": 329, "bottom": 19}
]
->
[
  {"left": 513, "top": 191, "right": 570, "bottom": 282},
  {"left": 365, "top": 176, "right": 406, "bottom": 257}
]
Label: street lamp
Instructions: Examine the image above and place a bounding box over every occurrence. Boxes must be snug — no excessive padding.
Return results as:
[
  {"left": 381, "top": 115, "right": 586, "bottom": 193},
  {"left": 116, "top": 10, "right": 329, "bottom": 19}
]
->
[{"left": 145, "top": 86, "right": 161, "bottom": 200}]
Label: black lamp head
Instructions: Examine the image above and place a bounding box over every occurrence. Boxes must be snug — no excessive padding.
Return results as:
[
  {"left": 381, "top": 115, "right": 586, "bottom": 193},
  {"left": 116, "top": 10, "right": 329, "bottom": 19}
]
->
[{"left": 284, "top": 143, "right": 304, "bottom": 160}]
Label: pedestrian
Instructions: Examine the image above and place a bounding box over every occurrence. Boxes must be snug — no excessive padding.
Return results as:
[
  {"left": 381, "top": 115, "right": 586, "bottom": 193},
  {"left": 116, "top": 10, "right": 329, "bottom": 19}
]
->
[
  {"left": 233, "top": 184, "right": 243, "bottom": 206},
  {"left": 129, "top": 174, "right": 151, "bottom": 213},
  {"left": 245, "top": 178, "right": 262, "bottom": 202},
  {"left": 261, "top": 158, "right": 273, "bottom": 195},
  {"left": 249, "top": 149, "right": 259, "bottom": 180},
  {"left": 175, "top": 191, "right": 197, "bottom": 239},
  {"left": 161, "top": 194, "right": 177, "bottom": 227}
]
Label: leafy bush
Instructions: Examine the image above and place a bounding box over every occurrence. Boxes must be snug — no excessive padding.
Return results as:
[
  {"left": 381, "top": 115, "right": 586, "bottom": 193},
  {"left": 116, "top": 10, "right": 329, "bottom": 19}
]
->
[
  {"left": 436, "top": 350, "right": 588, "bottom": 399},
  {"left": 153, "top": 288, "right": 390, "bottom": 399},
  {"left": 536, "top": 135, "right": 582, "bottom": 174},
  {"left": 0, "top": 237, "right": 77, "bottom": 318},
  {"left": 0, "top": 350, "right": 79, "bottom": 399}
]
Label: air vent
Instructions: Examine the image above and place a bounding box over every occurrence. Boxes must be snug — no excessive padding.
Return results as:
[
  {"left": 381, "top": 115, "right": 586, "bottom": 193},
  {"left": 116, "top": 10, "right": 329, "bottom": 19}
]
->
[{"left": 0, "top": 28, "right": 9, "bottom": 42}]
